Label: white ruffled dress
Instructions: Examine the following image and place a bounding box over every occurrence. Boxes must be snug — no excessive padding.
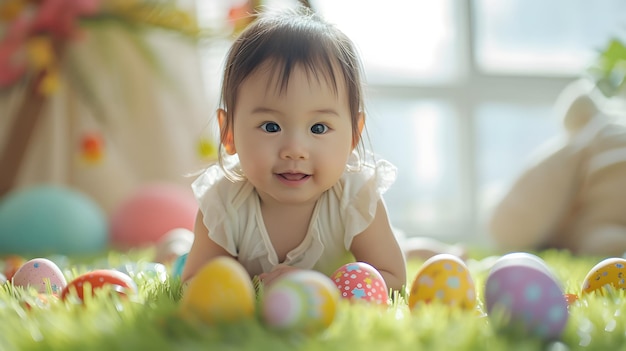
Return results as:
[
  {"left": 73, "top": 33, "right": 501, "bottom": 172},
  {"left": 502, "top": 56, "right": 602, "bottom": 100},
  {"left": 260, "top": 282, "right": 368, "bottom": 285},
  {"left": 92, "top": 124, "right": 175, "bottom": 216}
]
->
[{"left": 191, "top": 152, "right": 397, "bottom": 277}]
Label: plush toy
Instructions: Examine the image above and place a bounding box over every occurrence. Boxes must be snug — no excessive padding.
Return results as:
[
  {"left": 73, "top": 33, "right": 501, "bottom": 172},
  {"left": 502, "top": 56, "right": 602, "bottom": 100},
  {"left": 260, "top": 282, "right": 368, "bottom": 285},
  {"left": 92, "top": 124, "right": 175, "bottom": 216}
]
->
[{"left": 489, "top": 79, "right": 626, "bottom": 256}]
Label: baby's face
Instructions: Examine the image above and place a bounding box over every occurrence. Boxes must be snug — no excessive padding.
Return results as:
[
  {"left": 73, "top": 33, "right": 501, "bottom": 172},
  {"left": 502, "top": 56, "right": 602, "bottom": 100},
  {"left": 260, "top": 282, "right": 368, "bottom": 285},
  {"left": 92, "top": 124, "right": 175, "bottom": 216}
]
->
[{"left": 231, "top": 61, "right": 355, "bottom": 206}]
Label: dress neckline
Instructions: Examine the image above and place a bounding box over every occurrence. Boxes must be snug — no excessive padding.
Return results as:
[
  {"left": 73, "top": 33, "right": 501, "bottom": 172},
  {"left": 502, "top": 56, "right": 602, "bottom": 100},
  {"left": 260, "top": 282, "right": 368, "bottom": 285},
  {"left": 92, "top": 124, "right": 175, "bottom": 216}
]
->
[{"left": 253, "top": 191, "right": 323, "bottom": 266}]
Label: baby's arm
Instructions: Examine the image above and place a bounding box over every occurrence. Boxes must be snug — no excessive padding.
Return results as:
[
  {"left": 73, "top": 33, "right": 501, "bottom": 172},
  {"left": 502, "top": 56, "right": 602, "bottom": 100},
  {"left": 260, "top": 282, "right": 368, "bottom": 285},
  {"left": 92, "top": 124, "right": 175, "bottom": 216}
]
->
[
  {"left": 258, "top": 264, "right": 299, "bottom": 286},
  {"left": 349, "top": 200, "right": 407, "bottom": 291},
  {"left": 181, "top": 210, "right": 234, "bottom": 283}
]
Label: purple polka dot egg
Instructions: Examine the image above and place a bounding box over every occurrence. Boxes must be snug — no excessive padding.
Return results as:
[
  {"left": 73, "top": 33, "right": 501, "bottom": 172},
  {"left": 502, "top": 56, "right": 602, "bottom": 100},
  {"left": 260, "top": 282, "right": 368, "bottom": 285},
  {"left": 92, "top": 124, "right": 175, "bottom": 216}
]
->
[
  {"left": 12, "top": 258, "right": 67, "bottom": 294},
  {"left": 485, "top": 252, "right": 568, "bottom": 339}
]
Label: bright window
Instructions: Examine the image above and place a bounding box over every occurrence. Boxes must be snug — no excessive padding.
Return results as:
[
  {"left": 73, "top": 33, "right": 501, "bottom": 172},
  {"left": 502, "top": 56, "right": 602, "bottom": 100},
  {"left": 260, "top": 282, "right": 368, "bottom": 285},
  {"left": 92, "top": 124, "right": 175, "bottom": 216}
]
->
[
  {"left": 473, "top": 0, "right": 626, "bottom": 75},
  {"left": 316, "top": 0, "right": 459, "bottom": 84}
]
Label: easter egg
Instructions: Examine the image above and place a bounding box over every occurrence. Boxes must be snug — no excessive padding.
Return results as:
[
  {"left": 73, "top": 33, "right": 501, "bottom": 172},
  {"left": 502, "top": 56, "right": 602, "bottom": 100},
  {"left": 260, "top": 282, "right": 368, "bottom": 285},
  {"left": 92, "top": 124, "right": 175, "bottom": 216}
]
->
[
  {"left": 0, "top": 185, "right": 108, "bottom": 255},
  {"left": 261, "top": 270, "right": 339, "bottom": 333},
  {"left": 581, "top": 257, "right": 626, "bottom": 295},
  {"left": 331, "top": 262, "right": 389, "bottom": 304},
  {"left": 110, "top": 183, "right": 197, "bottom": 249},
  {"left": 180, "top": 256, "right": 255, "bottom": 324},
  {"left": 485, "top": 253, "right": 568, "bottom": 339},
  {"left": 116, "top": 262, "right": 168, "bottom": 283},
  {"left": 154, "top": 228, "right": 194, "bottom": 264},
  {"left": 564, "top": 293, "right": 579, "bottom": 306},
  {"left": 2, "top": 255, "right": 25, "bottom": 281},
  {"left": 61, "top": 269, "right": 137, "bottom": 302},
  {"left": 23, "top": 293, "right": 58, "bottom": 310},
  {"left": 171, "top": 253, "right": 188, "bottom": 279},
  {"left": 12, "top": 258, "right": 67, "bottom": 294},
  {"left": 409, "top": 254, "right": 476, "bottom": 310}
]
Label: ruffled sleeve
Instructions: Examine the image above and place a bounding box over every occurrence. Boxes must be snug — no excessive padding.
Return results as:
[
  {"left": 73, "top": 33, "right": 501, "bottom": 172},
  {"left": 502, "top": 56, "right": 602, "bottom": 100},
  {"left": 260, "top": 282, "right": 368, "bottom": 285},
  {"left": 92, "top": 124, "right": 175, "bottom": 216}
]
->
[
  {"left": 191, "top": 161, "right": 254, "bottom": 257},
  {"left": 336, "top": 153, "right": 397, "bottom": 250}
]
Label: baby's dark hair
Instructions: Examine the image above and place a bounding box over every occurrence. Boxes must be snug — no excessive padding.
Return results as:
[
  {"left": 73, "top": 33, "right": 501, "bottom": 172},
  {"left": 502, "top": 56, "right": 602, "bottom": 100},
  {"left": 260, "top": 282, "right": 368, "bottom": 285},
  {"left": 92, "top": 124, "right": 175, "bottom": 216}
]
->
[{"left": 218, "top": 6, "right": 366, "bottom": 169}]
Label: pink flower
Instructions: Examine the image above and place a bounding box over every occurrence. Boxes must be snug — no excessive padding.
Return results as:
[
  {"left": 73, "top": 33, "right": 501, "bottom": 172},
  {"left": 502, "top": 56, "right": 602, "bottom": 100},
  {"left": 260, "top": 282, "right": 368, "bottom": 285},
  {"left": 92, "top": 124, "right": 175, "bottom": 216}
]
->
[
  {"left": 0, "top": 15, "right": 29, "bottom": 87},
  {"left": 31, "top": 0, "right": 102, "bottom": 39},
  {"left": 0, "top": 0, "right": 101, "bottom": 87}
]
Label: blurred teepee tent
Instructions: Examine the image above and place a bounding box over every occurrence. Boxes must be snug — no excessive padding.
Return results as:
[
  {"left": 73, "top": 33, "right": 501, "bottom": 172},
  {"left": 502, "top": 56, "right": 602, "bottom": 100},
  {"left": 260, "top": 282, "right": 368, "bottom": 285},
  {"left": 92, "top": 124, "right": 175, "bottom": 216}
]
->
[{"left": 0, "top": 0, "right": 219, "bottom": 212}]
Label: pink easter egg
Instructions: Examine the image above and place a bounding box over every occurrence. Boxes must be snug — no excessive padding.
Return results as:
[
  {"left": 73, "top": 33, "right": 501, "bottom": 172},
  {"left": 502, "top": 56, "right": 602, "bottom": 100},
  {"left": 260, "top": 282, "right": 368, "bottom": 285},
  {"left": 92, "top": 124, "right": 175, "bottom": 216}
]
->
[
  {"left": 110, "top": 183, "right": 197, "bottom": 249},
  {"left": 331, "top": 262, "right": 389, "bottom": 305},
  {"left": 12, "top": 258, "right": 67, "bottom": 294}
]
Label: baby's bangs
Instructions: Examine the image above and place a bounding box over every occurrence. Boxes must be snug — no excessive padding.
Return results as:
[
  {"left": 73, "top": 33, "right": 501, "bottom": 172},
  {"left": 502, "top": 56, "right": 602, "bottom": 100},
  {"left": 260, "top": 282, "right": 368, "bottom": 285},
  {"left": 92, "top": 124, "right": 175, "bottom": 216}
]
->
[
  {"left": 256, "top": 9, "right": 345, "bottom": 96},
  {"left": 265, "top": 53, "right": 341, "bottom": 97}
]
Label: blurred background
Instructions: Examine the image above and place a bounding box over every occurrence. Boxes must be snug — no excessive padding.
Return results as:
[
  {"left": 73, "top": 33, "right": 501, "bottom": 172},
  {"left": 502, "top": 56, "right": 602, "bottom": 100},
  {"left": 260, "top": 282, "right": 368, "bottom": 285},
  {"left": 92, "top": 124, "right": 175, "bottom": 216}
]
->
[{"left": 1, "top": 0, "right": 625, "bottom": 254}]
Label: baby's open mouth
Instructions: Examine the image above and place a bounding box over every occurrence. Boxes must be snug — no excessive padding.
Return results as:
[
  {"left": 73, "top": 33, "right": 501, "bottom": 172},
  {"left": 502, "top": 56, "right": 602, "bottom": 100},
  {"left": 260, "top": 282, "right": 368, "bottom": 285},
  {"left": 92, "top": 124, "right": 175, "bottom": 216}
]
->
[{"left": 278, "top": 173, "right": 310, "bottom": 181}]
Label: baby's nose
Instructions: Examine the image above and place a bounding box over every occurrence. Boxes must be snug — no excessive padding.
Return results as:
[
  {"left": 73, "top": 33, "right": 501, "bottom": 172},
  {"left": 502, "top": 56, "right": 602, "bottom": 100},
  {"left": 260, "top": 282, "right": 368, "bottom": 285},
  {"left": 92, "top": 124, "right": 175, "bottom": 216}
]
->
[{"left": 279, "top": 136, "right": 309, "bottom": 160}]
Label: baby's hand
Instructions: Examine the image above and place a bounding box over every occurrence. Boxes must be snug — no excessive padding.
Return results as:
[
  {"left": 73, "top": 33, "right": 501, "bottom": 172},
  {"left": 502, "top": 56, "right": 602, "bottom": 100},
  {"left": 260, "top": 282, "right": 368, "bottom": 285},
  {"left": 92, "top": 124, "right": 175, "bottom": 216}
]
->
[{"left": 258, "top": 264, "right": 299, "bottom": 286}]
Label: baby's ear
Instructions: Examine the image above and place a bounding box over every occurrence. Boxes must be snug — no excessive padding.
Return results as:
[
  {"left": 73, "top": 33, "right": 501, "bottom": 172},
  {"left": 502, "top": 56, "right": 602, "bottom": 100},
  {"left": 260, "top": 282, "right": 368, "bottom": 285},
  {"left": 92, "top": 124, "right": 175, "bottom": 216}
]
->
[
  {"left": 352, "top": 112, "right": 365, "bottom": 149},
  {"left": 217, "top": 109, "right": 236, "bottom": 155}
]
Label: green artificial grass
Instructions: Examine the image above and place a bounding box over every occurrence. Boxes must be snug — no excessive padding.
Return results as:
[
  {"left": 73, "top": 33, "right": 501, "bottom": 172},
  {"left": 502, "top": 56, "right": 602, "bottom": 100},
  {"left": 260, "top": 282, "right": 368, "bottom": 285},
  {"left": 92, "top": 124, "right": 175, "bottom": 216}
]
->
[{"left": 0, "top": 249, "right": 624, "bottom": 351}]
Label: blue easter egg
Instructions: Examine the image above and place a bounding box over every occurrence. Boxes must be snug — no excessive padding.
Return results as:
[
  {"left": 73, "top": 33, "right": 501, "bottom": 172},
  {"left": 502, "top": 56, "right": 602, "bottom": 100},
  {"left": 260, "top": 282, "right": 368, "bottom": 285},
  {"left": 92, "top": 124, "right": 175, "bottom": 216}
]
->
[
  {"left": 171, "top": 253, "right": 188, "bottom": 279},
  {"left": 0, "top": 185, "right": 108, "bottom": 255}
]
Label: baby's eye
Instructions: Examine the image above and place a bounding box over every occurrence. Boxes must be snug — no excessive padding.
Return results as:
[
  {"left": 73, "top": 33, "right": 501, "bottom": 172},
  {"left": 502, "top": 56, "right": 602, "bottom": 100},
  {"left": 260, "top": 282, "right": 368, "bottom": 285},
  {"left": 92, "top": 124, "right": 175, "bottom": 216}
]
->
[
  {"left": 260, "top": 122, "right": 280, "bottom": 133},
  {"left": 311, "top": 123, "right": 329, "bottom": 134}
]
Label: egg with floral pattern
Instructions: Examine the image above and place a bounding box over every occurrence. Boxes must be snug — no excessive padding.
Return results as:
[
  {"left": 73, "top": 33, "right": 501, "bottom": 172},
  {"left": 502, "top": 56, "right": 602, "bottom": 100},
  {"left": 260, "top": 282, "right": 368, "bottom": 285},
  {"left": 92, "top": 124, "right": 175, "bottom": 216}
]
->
[
  {"left": 581, "top": 257, "right": 626, "bottom": 295},
  {"left": 409, "top": 254, "right": 476, "bottom": 310},
  {"left": 12, "top": 258, "right": 67, "bottom": 294},
  {"left": 331, "top": 262, "right": 389, "bottom": 304}
]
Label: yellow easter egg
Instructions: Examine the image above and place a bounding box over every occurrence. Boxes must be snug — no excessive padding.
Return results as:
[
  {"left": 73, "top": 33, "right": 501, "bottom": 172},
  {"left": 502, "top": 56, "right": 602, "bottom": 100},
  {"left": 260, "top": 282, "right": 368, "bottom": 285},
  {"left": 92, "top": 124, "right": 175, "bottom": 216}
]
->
[
  {"left": 408, "top": 254, "right": 475, "bottom": 310},
  {"left": 581, "top": 257, "right": 626, "bottom": 295},
  {"left": 180, "top": 256, "right": 255, "bottom": 324}
]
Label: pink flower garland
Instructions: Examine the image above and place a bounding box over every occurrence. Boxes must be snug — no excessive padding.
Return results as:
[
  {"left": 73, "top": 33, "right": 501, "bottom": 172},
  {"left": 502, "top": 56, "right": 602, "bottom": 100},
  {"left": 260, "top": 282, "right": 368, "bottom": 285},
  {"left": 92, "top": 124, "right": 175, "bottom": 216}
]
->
[{"left": 0, "top": 0, "right": 101, "bottom": 87}]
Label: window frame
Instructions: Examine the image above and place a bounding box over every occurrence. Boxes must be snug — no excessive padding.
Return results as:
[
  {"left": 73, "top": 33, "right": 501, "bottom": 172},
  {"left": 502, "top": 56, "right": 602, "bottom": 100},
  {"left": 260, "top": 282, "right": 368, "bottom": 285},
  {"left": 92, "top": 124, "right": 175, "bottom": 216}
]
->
[{"left": 364, "top": 0, "right": 577, "bottom": 244}]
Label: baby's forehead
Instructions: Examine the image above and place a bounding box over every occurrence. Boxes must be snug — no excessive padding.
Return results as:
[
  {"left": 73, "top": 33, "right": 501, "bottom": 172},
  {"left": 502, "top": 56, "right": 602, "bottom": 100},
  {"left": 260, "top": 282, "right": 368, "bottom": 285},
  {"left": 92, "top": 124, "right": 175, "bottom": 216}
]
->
[{"left": 247, "top": 58, "right": 344, "bottom": 97}]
